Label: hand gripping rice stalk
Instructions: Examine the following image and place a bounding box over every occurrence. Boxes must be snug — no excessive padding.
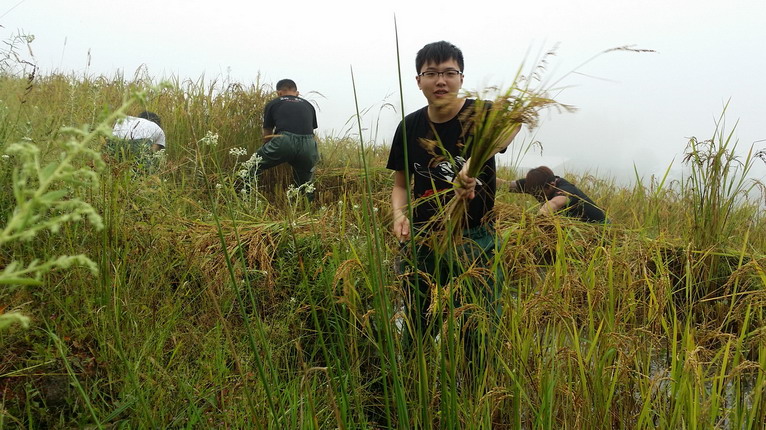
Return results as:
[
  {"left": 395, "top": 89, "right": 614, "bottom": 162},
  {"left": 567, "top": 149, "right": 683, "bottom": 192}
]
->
[{"left": 441, "top": 54, "right": 576, "bottom": 239}]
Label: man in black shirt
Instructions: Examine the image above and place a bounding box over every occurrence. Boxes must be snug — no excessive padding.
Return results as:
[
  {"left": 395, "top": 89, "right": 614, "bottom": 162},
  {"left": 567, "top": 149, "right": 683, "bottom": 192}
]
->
[
  {"left": 387, "top": 41, "right": 519, "bottom": 340},
  {"left": 501, "top": 165, "right": 607, "bottom": 223},
  {"left": 249, "top": 79, "right": 319, "bottom": 200}
]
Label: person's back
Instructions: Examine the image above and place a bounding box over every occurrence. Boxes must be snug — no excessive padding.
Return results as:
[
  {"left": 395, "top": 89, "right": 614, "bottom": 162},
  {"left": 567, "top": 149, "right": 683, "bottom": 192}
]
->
[
  {"left": 263, "top": 94, "right": 316, "bottom": 136},
  {"left": 112, "top": 115, "right": 166, "bottom": 150},
  {"left": 107, "top": 111, "right": 166, "bottom": 170},
  {"left": 247, "top": 79, "right": 320, "bottom": 201},
  {"left": 547, "top": 177, "right": 606, "bottom": 223}
]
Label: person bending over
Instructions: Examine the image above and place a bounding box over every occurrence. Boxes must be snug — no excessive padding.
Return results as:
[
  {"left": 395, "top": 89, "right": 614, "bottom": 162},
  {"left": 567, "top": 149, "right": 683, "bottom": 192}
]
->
[
  {"left": 501, "top": 165, "right": 607, "bottom": 223},
  {"left": 247, "top": 79, "right": 319, "bottom": 201},
  {"left": 110, "top": 110, "right": 166, "bottom": 153}
]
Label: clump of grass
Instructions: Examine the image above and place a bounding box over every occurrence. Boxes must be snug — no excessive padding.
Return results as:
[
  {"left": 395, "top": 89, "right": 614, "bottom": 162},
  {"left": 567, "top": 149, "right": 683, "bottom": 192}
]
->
[
  {"left": 0, "top": 105, "right": 113, "bottom": 329},
  {"left": 682, "top": 103, "right": 763, "bottom": 250},
  {"left": 680, "top": 102, "right": 766, "bottom": 298}
]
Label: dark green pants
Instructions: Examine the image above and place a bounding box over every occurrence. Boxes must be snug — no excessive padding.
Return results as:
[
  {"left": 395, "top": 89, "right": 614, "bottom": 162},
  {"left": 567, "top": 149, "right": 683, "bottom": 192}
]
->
[
  {"left": 253, "top": 132, "right": 319, "bottom": 188},
  {"left": 403, "top": 224, "right": 502, "bottom": 340}
]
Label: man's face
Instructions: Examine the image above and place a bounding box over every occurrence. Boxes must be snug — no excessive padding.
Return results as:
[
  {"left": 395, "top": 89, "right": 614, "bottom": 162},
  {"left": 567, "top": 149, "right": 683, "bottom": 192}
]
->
[{"left": 416, "top": 59, "right": 463, "bottom": 107}]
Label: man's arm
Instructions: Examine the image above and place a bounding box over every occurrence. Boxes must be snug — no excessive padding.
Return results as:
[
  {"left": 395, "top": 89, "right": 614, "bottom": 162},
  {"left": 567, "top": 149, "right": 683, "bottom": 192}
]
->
[
  {"left": 151, "top": 143, "right": 163, "bottom": 152},
  {"left": 391, "top": 170, "right": 410, "bottom": 242},
  {"left": 539, "top": 195, "right": 568, "bottom": 215},
  {"left": 497, "top": 177, "right": 520, "bottom": 193},
  {"left": 263, "top": 127, "right": 274, "bottom": 143}
]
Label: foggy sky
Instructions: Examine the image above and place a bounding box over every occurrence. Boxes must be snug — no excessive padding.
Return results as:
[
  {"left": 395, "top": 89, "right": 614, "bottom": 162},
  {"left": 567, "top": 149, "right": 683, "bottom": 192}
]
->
[{"left": 3, "top": 0, "right": 765, "bottom": 184}]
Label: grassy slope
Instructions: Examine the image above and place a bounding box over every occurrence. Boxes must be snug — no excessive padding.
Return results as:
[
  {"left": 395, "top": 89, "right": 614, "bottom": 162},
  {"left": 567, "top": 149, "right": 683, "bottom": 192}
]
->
[{"left": 1, "top": 73, "right": 765, "bottom": 429}]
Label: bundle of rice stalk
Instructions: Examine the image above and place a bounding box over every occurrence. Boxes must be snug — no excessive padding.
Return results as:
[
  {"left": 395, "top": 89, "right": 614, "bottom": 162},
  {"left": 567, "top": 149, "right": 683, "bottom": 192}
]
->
[{"left": 442, "top": 56, "right": 576, "bottom": 236}]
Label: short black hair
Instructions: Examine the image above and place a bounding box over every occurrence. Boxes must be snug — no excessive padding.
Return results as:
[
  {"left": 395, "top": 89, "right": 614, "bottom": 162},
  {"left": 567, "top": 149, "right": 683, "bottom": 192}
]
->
[
  {"left": 276, "top": 79, "right": 297, "bottom": 91},
  {"left": 415, "top": 41, "right": 464, "bottom": 74},
  {"left": 138, "top": 111, "right": 161, "bottom": 127}
]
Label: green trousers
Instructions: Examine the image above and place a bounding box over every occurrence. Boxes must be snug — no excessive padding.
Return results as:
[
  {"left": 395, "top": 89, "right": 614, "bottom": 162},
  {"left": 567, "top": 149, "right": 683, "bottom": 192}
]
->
[
  {"left": 253, "top": 132, "right": 319, "bottom": 188},
  {"left": 402, "top": 224, "right": 503, "bottom": 339}
]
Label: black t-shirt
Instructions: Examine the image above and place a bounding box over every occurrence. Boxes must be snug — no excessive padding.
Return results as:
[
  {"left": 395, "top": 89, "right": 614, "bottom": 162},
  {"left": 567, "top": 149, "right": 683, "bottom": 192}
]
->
[
  {"left": 516, "top": 176, "right": 606, "bottom": 223},
  {"left": 263, "top": 95, "right": 318, "bottom": 135},
  {"left": 386, "top": 99, "right": 498, "bottom": 230}
]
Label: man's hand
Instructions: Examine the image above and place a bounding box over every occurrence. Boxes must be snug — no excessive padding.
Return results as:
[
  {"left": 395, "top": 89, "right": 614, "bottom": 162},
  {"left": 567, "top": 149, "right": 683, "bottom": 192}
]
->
[
  {"left": 455, "top": 158, "right": 476, "bottom": 200},
  {"left": 392, "top": 211, "right": 410, "bottom": 242}
]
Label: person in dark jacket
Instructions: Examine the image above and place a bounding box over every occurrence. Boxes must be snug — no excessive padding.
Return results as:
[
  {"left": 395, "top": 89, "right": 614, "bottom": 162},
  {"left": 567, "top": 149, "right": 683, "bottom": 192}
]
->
[{"left": 500, "top": 165, "right": 607, "bottom": 223}]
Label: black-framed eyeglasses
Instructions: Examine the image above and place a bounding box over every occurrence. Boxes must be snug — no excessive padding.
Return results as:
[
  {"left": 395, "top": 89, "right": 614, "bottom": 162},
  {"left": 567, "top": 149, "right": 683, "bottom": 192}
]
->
[{"left": 418, "top": 69, "right": 463, "bottom": 79}]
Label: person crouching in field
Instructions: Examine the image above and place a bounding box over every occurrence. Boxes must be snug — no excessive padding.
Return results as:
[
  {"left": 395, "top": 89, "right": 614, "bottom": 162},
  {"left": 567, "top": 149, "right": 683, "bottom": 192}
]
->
[
  {"left": 107, "top": 111, "right": 166, "bottom": 172},
  {"left": 245, "top": 79, "right": 320, "bottom": 202},
  {"left": 500, "top": 165, "right": 608, "bottom": 223}
]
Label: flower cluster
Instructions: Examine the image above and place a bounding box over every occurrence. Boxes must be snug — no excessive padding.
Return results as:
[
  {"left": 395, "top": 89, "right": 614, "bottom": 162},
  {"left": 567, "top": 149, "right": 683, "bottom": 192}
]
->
[
  {"left": 286, "top": 182, "right": 315, "bottom": 201},
  {"left": 199, "top": 131, "right": 219, "bottom": 147},
  {"left": 237, "top": 153, "right": 262, "bottom": 179},
  {"left": 229, "top": 147, "right": 247, "bottom": 157}
]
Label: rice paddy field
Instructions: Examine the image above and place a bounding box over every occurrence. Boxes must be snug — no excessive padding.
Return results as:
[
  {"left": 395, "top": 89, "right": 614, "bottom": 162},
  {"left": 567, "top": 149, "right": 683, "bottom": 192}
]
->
[{"left": 1, "top": 64, "right": 766, "bottom": 429}]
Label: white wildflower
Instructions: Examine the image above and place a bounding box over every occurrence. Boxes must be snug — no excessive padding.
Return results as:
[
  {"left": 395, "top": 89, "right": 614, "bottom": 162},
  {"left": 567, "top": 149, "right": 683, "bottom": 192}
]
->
[
  {"left": 286, "top": 184, "right": 298, "bottom": 200},
  {"left": 229, "top": 147, "right": 247, "bottom": 157},
  {"left": 241, "top": 153, "right": 262, "bottom": 171},
  {"left": 215, "top": 183, "right": 223, "bottom": 189},
  {"left": 199, "top": 131, "right": 219, "bottom": 147}
]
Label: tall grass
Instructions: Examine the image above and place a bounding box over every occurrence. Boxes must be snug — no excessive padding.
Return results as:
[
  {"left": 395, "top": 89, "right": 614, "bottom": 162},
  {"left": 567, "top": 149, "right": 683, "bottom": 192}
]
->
[{"left": 0, "top": 61, "right": 765, "bottom": 429}]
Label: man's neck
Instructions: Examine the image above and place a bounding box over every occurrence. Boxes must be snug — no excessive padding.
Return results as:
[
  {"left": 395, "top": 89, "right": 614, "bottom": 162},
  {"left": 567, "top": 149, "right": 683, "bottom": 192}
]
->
[{"left": 427, "top": 98, "right": 465, "bottom": 123}]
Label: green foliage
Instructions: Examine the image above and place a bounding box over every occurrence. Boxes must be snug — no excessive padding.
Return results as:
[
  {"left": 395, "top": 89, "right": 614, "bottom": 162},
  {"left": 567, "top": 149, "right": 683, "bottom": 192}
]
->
[
  {"left": 1, "top": 114, "right": 108, "bottom": 330},
  {"left": 682, "top": 104, "right": 760, "bottom": 250},
  {"left": 0, "top": 63, "right": 764, "bottom": 429}
]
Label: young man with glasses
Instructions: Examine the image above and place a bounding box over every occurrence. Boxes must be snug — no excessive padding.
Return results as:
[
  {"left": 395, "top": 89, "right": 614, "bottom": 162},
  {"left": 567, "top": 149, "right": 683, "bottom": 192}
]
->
[{"left": 386, "top": 41, "right": 519, "bottom": 344}]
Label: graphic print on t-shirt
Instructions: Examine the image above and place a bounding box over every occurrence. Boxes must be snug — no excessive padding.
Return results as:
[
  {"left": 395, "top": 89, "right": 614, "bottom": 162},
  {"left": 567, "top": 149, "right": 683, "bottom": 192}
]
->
[{"left": 413, "top": 155, "right": 482, "bottom": 190}]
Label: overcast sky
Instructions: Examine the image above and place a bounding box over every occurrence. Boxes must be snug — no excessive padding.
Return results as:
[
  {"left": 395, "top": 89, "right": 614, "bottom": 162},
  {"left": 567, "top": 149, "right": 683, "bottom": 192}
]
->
[{"left": 3, "top": 0, "right": 765, "bottom": 184}]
